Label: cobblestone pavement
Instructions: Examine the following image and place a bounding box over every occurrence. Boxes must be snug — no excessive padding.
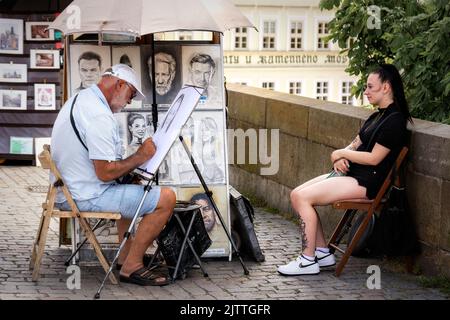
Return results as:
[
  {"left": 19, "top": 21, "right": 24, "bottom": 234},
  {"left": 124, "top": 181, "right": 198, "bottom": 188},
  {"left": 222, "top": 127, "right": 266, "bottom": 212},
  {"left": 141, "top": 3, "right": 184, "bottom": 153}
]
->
[{"left": 0, "top": 165, "right": 447, "bottom": 300}]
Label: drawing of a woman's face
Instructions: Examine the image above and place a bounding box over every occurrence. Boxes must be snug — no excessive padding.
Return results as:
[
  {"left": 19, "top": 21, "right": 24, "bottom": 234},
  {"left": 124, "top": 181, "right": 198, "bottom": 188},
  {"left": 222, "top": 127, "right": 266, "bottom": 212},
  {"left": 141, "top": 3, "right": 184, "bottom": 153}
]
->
[{"left": 129, "top": 118, "right": 146, "bottom": 140}]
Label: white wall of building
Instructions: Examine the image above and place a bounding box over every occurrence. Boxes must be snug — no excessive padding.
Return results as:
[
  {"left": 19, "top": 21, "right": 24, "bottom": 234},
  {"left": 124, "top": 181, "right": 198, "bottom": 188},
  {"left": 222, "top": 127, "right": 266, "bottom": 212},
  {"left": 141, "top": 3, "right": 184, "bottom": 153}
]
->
[{"left": 222, "top": 0, "right": 363, "bottom": 106}]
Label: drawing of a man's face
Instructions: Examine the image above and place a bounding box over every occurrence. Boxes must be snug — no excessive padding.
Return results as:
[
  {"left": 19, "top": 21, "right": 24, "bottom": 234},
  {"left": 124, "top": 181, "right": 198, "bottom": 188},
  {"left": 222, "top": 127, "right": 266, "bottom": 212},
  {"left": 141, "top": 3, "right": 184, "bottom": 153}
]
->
[
  {"left": 79, "top": 58, "right": 101, "bottom": 88},
  {"left": 195, "top": 198, "right": 216, "bottom": 232},
  {"left": 147, "top": 52, "right": 176, "bottom": 96},
  {"left": 189, "top": 54, "right": 215, "bottom": 90},
  {"left": 190, "top": 62, "right": 213, "bottom": 88}
]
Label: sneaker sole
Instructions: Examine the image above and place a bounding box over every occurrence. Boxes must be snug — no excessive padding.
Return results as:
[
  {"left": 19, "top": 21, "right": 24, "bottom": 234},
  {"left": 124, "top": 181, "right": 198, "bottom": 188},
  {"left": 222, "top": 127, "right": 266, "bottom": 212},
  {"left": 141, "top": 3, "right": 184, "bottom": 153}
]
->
[
  {"left": 277, "top": 270, "right": 320, "bottom": 276},
  {"left": 318, "top": 263, "right": 336, "bottom": 268}
]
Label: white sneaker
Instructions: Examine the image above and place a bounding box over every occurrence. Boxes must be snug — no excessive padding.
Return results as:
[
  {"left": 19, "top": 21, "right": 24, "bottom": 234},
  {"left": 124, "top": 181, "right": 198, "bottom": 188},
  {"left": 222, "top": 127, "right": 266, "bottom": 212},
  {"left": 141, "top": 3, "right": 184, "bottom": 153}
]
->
[
  {"left": 277, "top": 255, "right": 320, "bottom": 276},
  {"left": 316, "top": 250, "right": 336, "bottom": 268}
]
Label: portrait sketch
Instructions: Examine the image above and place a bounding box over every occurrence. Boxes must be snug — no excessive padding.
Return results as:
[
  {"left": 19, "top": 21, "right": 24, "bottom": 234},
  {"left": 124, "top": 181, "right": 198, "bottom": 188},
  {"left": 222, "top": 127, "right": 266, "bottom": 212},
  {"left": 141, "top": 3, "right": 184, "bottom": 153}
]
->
[
  {"left": 181, "top": 45, "right": 223, "bottom": 110},
  {"left": 168, "top": 110, "right": 226, "bottom": 185},
  {"left": 114, "top": 111, "right": 154, "bottom": 159},
  {"left": 112, "top": 46, "right": 142, "bottom": 109},
  {"left": 177, "top": 185, "right": 230, "bottom": 258},
  {"left": 69, "top": 44, "right": 111, "bottom": 97},
  {"left": 0, "top": 18, "right": 23, "bottom": 54},
  {"left": 140, "top": 45, "right": 154, "bottom": 107},
  {"left": 140, "top": 44, "right": 182, "bottom": 107},
  {"left": 34, "top": 83, "right": 56, "bottom": 110}
]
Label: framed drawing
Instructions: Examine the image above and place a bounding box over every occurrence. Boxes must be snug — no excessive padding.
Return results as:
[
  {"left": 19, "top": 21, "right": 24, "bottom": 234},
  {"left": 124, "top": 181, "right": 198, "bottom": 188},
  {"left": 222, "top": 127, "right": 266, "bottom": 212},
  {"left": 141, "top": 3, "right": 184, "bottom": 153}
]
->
[
  {"left": 25, "top": 22, "right": 54, "bottom": 41},
  {"left": 166, "top": 110, "right": 226, "bottom": 185},
  {"left": 69, "top": 44, "right": 111, "bottom": 96},
  {"left": 34, "top": 83, "right": 56, "bottom": 110},
  {"left": 181, "top": 45, "right": 224, "bottom": 110},
  {"left": 30, "top": 49, "right": 60, "bottom": 69},
  {"left": 177, "top": 185, "right": 231, "bottom": 258},
  {"left": 0, "top": 89, "right": 27, "bottom": 110},
  {"left": 112, "top": 46, "right": 142, "bottom": 109},
  {"left": 144, "top": 43, "right": 182, "bottom": 106},
  {"left": 0, "top": 63, "right": 27, "bottom": 83},
  {"left": 10, "top": 136, "right": 33, "bottom": 154},
  {"left": 0, "top": 18, "right": 23, "bottom": 54}
]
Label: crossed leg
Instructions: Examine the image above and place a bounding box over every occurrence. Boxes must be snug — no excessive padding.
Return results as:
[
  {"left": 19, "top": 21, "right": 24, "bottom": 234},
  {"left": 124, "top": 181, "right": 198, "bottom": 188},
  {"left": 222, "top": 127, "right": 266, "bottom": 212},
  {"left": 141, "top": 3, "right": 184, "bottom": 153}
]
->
[{"left": 290, "top": 175, "right": 367, "bottom": 257}]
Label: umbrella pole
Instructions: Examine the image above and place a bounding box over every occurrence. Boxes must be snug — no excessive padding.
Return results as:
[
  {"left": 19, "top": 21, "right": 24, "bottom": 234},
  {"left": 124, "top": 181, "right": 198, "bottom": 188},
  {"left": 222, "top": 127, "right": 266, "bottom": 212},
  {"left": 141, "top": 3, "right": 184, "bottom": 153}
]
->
[{"left": 150, "top": 34, "right": 158, "bottom": 133}]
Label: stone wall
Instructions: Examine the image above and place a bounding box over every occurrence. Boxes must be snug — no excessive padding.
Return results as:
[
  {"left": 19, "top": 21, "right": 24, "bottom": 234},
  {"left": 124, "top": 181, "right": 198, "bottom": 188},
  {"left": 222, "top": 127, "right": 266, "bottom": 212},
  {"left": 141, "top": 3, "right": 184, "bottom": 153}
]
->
[{"left": 226, "top": 83, "right": 450, "bottom": 276}]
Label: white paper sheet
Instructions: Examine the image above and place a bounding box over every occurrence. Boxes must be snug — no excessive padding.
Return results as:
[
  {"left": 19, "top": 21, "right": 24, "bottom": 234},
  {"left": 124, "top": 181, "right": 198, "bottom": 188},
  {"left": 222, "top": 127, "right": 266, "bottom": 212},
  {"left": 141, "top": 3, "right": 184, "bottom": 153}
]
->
[{"left": 135, "top": 85, "right": 203, "bottom": 178}]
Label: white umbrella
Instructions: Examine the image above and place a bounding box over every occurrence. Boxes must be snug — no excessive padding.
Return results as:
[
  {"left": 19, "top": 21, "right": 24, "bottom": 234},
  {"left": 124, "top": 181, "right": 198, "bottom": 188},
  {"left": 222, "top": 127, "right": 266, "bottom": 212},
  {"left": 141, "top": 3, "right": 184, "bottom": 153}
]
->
[
  {"left": 49, "top": 0, "right": 255, "bottom": 131},
  {"left": 48, "top": 0, "right": 255, "bottom": 36}
]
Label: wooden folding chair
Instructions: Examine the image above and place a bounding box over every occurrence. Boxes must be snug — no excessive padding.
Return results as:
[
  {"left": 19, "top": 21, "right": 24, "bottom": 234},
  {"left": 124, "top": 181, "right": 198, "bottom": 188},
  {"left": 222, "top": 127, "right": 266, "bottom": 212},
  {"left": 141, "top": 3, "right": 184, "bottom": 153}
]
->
[
  {"left": 29, "top": 144, "right": 121, "bottom": 284},
  {"left": 327, "top": 146, "right": 408, "bottom": 277}
]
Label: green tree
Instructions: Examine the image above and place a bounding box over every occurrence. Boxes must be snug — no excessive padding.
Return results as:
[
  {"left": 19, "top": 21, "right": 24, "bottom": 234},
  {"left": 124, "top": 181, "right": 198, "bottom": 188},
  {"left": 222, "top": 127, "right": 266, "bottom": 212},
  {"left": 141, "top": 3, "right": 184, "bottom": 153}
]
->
[{"left": 320, "top": 0, "right": 450, "bottom": 124}]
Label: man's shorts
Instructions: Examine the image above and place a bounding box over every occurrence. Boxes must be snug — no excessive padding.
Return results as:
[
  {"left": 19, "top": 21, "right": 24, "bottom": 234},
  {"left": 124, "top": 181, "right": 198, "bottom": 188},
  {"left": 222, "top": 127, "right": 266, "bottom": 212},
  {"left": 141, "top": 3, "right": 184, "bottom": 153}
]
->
[{"left": 57, "top": 184, "right": 161, "bottom": 220}]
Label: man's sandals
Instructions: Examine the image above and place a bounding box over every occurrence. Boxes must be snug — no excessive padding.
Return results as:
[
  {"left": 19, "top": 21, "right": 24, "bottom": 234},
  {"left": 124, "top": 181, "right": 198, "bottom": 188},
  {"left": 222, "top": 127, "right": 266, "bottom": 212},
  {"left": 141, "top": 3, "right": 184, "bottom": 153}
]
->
[
  {"left": 119, "top": 266, "right": 170, "bottom": 286},
  {"left": 116, "top": 253, "right": 164, "bottom": 271}
]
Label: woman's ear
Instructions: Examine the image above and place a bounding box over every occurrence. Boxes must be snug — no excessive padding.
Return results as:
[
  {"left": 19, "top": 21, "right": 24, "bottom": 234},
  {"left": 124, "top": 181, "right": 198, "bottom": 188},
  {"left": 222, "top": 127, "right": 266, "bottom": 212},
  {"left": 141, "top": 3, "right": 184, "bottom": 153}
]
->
[{"left": 383, "top": 81, "right": 392, "bottom": 94}]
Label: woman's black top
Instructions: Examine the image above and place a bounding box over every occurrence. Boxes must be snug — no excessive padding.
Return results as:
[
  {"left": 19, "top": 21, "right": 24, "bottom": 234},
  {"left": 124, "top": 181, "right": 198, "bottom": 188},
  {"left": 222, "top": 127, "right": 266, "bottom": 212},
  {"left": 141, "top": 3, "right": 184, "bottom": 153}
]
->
[{"left": 347, "top": 103, "right": 407, "bottom": 199}]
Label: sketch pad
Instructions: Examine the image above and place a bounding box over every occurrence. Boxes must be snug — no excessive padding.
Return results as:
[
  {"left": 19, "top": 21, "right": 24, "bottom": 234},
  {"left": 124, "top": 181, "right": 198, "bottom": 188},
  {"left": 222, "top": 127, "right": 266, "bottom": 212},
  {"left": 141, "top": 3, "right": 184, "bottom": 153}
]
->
[{"left": 134, "top": 85, "right": 203, "bottom": 179}]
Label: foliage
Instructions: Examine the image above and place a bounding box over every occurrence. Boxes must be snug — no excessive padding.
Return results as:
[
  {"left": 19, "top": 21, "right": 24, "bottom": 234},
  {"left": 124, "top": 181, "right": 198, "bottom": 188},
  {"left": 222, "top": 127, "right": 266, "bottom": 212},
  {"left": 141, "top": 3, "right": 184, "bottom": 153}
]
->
[{"left": 320, "top": 0, "right": 450, "bottom": 124}]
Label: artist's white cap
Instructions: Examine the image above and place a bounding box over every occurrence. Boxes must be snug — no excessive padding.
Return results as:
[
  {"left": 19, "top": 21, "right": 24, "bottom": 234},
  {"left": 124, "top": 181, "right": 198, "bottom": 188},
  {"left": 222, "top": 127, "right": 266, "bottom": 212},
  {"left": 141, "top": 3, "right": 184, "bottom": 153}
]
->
[{"left": 102, "top": 64, "right": 145, "bottom": 100}]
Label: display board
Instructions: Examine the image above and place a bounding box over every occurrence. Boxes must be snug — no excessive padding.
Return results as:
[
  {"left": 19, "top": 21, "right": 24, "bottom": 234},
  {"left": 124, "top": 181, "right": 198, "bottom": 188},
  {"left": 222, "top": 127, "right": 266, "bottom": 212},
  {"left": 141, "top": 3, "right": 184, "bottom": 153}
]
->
[
  {"left": 65, "top": 36, "right": 231, "bottom": 259},
  {"left": 0, "top": 14, "right": 63, "bottom": 161}
]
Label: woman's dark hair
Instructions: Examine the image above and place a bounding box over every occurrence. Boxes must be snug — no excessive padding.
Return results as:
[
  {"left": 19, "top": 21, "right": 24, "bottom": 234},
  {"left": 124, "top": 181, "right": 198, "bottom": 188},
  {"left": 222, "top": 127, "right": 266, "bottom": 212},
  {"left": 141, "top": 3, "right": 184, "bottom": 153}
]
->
[{"left": 371, "top": 64, "right": 412, "bottom": 123}]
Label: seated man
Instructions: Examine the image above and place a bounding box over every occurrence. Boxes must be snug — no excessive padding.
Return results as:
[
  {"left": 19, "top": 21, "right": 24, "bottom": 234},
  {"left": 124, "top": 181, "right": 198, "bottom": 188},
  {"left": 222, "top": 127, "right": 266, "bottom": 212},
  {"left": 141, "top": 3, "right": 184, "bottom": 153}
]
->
[{"left": 51, "top": 64, "right": 176, "bottom": 286}]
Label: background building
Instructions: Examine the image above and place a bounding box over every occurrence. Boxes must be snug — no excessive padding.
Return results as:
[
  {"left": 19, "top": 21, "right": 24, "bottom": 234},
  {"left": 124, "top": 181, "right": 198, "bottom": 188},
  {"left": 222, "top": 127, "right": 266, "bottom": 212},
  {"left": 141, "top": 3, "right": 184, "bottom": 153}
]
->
[
  {"left": 223, "top": 0, "right": 364, "bottom": 106},
  {"left": 155, "top": 0, "right": 365, "bottom": 106}
]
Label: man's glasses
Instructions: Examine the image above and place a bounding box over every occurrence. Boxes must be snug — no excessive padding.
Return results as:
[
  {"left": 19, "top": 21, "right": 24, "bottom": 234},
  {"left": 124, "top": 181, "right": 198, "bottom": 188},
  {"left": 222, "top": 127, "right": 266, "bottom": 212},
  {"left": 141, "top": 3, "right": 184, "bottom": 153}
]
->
[{"left": 122, "top": 81, "right": 137, "bottom": 100}]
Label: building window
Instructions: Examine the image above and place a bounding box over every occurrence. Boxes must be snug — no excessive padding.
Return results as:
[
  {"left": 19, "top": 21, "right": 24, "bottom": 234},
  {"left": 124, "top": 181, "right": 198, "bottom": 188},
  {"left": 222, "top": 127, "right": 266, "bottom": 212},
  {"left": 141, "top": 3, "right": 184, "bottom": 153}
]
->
[
  {"left": 234, "top": 27, "right": 248, "bottom": 49},
  {"left": 317, "top": 22, "right": 330, "bottom": 49},
  {"left": 289, "top": 82, "right": 302, "bottom": 95},
  {"left": 316, "top": 81, "right": 328, "bottom": 100},
  {"left": 262, "top": 82, "right": 275, "bottom": 90},
  {"left": 290, "top": 21, "right": 302, "bottom": 50},
  {"left": 342, "top": 81, "right": 354, "bottom": 105},
  {"left": 178, "top": 31, "right": 193, "bottom": 41},
  {"left": 263, "top": 20, "right": 276, "bottom": 49}
]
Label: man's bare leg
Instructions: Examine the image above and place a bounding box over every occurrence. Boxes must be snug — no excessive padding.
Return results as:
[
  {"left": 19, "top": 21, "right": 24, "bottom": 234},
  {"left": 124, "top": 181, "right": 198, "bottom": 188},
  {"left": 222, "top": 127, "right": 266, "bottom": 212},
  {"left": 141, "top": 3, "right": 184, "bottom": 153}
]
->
[{"left": 120, "top": 188, "right": 176, "bottom": 277}]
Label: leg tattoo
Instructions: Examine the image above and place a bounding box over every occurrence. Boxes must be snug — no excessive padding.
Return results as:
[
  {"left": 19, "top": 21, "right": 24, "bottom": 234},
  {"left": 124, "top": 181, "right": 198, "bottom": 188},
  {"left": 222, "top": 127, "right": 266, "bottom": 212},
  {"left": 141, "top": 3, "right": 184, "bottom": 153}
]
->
[{"left": 298, "top": 217, "right": 308, "bottom": 251}]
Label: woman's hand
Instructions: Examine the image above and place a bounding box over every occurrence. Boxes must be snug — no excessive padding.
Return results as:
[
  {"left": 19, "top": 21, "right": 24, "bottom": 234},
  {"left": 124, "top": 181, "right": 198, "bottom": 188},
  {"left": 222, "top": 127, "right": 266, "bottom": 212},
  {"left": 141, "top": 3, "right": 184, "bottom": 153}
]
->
[
  {"left": 333, "top": 158, "right": 350, "bottom": 174},
  {"left": 331, "top": 149, "right": 344, "bottom": 163}
]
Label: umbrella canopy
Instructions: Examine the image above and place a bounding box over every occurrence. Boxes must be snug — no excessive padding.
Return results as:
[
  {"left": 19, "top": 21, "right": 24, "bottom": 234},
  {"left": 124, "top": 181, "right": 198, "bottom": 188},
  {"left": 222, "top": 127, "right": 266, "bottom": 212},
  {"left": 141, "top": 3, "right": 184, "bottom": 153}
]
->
[{"left": 48, "top": 0, "right": 255, "bottom": 36}]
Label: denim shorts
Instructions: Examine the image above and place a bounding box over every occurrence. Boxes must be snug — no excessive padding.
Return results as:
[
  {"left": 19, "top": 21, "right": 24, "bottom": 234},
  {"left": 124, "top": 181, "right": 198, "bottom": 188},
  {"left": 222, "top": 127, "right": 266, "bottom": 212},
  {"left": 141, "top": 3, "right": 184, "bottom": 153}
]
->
[{"left": 57, "top": 184, "right": 161, "bottom": 220}]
